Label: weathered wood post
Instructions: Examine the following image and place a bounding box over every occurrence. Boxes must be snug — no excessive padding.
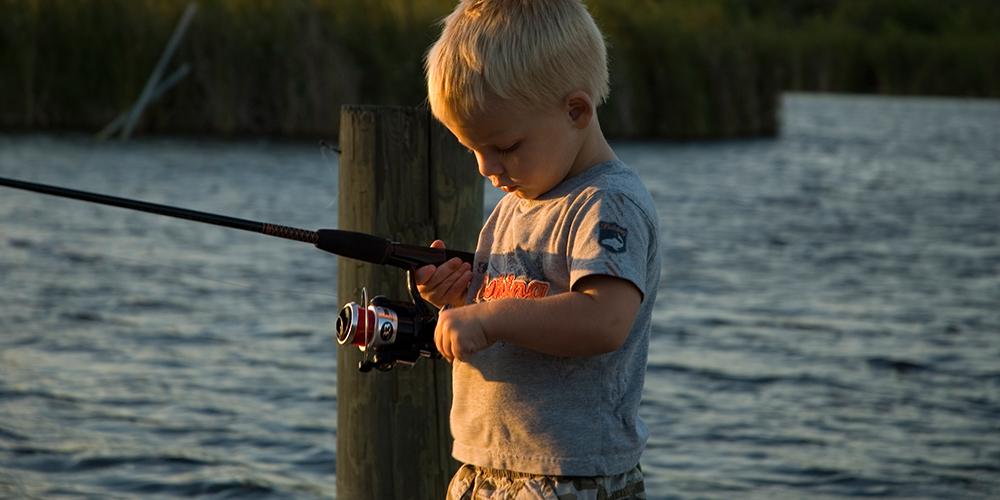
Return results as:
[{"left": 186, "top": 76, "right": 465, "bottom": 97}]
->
[{"left": 337, "top": 105, "right": 482, "bottom": 499}]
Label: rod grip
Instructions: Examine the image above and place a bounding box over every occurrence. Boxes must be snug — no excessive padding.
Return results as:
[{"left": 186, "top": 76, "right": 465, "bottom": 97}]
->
[
  {"left": 315, "top": 229, "right": 392, "bottom": 264},
  {"left": 314, "top": 229, "right": 474, "bottom": 269}
]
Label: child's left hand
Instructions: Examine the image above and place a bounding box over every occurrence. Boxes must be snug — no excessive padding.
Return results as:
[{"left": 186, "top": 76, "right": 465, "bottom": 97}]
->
[
  {"left": 434, "top": 303, "right": 493, "bottom": 362},
  {"left": 413, "top": 240, "right": 473, "bottom": 309}
]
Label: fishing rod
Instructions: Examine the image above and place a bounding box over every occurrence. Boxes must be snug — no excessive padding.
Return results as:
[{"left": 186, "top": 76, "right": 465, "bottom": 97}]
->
[
  {"left": 0, "top": 176, "right": 472, "bottom": 269},
  {"left": 0, "top": 175, "right": 473, "bottom": 371}
]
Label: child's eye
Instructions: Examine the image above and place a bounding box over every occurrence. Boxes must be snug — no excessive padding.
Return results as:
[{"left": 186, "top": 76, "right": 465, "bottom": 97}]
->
[{"left": 497, "top": 143, "right": 519, "bottom": 157}]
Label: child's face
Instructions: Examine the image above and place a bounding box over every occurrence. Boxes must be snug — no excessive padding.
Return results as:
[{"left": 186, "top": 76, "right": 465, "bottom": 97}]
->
[{"left": 444, "top": 96, "right": 589, "bottom": 200}]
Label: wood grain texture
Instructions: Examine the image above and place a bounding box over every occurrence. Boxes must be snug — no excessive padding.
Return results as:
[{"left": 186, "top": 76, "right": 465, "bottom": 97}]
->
[{"left": 337, "top": 106, "right": 480, "bottom": 499}]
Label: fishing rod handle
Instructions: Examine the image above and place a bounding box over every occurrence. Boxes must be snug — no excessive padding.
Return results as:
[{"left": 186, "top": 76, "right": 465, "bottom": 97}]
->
[{"left": 315, "top": 229, "right": 474, "bottom": 270}]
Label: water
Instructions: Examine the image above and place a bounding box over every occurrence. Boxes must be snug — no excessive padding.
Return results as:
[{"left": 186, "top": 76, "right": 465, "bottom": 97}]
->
[{"left": 1, "top": 93, "right": 998, "bottom": 499}]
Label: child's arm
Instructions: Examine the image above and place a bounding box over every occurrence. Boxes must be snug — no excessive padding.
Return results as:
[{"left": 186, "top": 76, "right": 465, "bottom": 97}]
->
[
  {"left": 433, "top": 274, "right": 641, "bottom": 362},
  {"left": 413, "top": 240, "right": 473, "bottom": 310}
]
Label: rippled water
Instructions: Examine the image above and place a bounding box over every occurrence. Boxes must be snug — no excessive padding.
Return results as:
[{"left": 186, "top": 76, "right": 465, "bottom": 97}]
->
[{"left": 2, "top": 94, "right": 999, "bottom": 499}]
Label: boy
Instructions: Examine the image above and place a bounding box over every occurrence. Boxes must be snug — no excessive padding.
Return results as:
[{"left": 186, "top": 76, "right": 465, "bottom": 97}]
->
[{"left": 415, "top": 0, "right": 659, "bottom": 498}]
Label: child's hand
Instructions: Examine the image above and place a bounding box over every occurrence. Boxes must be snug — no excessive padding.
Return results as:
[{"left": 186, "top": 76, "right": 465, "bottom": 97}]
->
[
  {"left": 413, "top": 240, "right": 473, "bottom": 310},
  {"left": 435, "top": 304, "right": 493, "bottom": 362}
]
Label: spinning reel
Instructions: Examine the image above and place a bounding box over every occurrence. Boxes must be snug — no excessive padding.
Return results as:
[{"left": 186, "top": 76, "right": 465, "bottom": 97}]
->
[{"left": 335, "top": 271, "right": 441, "bottom": 372}]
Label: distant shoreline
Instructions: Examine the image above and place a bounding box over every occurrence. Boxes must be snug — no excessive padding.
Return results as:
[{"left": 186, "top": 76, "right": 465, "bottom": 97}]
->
[{"left": 1, "top": 0, "right": 996, "bottom": 140}]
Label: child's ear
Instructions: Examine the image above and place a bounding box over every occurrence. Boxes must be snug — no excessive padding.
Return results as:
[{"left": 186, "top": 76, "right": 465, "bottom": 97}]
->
[{"left": 565, "top": 91, "right": 594, "bottom": 129}]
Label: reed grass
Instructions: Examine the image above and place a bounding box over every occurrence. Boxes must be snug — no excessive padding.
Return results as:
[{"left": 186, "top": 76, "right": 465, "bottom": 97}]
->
[
  {"left": 0, "top": 0, "right": 997, "bottom": 139},
  {"left": 593, "top": 0, "right": 783, "bottom": 139}
]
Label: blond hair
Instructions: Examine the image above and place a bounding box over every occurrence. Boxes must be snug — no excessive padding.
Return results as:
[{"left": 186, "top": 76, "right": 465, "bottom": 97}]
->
[{"left": 425, "top": 0, "right": 609, "bottom": 126}]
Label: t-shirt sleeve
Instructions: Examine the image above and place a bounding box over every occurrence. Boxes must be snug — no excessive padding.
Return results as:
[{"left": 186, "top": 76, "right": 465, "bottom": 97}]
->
[{"left": 566, "top": 190, "right": 654, "bottom": 299}]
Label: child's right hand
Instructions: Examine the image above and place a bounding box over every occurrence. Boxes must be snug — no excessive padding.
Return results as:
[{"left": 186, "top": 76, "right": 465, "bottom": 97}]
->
[{"left": 413, "top": 240, "right": 473, "bottom": 310}]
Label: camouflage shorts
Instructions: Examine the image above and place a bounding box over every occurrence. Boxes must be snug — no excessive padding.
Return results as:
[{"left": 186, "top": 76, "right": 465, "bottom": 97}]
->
[{"left": 446, "top": 463, "right": 646, "bottom": 500}]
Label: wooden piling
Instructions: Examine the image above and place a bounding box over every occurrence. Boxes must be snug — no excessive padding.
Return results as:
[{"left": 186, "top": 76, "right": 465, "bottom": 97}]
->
[{"left": 336, "top": 105, "right": 482, "bottom": 499}]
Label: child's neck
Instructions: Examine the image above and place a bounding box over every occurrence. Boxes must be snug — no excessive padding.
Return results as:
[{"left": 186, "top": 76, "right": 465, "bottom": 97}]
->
[{"left": 568, "top": 118, "right": 617, "bottom": 180}]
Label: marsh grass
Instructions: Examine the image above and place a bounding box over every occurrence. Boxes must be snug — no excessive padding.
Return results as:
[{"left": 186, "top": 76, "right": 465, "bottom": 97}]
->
[
  {"left": 0, "top": 0, "right": 451, "bottom": 138},
  {"left": 0, "top": 0, "right": 997, "bottom": 139}
]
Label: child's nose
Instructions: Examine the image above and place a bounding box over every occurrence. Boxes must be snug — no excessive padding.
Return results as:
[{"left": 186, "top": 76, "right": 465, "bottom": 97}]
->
[{"left": 478, "top": 156, "right": 503, "bottom": 178}]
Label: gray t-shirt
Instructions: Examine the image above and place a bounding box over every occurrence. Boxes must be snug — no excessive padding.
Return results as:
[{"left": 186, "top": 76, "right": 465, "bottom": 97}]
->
[{"left": 452, "top": 160, "right": 660, "bottom": 476}]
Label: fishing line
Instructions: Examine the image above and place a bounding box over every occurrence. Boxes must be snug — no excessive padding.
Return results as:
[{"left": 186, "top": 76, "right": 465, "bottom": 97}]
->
[
  {"left": 318, "top": 139, "right": 340, "bottom": 155},
  {"left": 318, "top": 141, "right": 339, "bottom": 209}
]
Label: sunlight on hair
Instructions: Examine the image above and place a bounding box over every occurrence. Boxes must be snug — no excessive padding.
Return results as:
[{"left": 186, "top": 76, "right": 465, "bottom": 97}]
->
[{"left": 426, "top": 0, "right": 609, "bottom": 127}]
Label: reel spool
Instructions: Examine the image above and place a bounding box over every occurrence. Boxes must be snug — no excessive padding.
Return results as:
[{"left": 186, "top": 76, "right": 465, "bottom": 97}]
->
[{"left": 335, "top": 272, "right": 440, "bottom": 372}]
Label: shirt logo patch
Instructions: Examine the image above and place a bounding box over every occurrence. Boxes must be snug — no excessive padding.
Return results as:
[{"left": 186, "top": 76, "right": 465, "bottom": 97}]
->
[{"left": 599, "top": 221, "right": 628, "bottom": 253}]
